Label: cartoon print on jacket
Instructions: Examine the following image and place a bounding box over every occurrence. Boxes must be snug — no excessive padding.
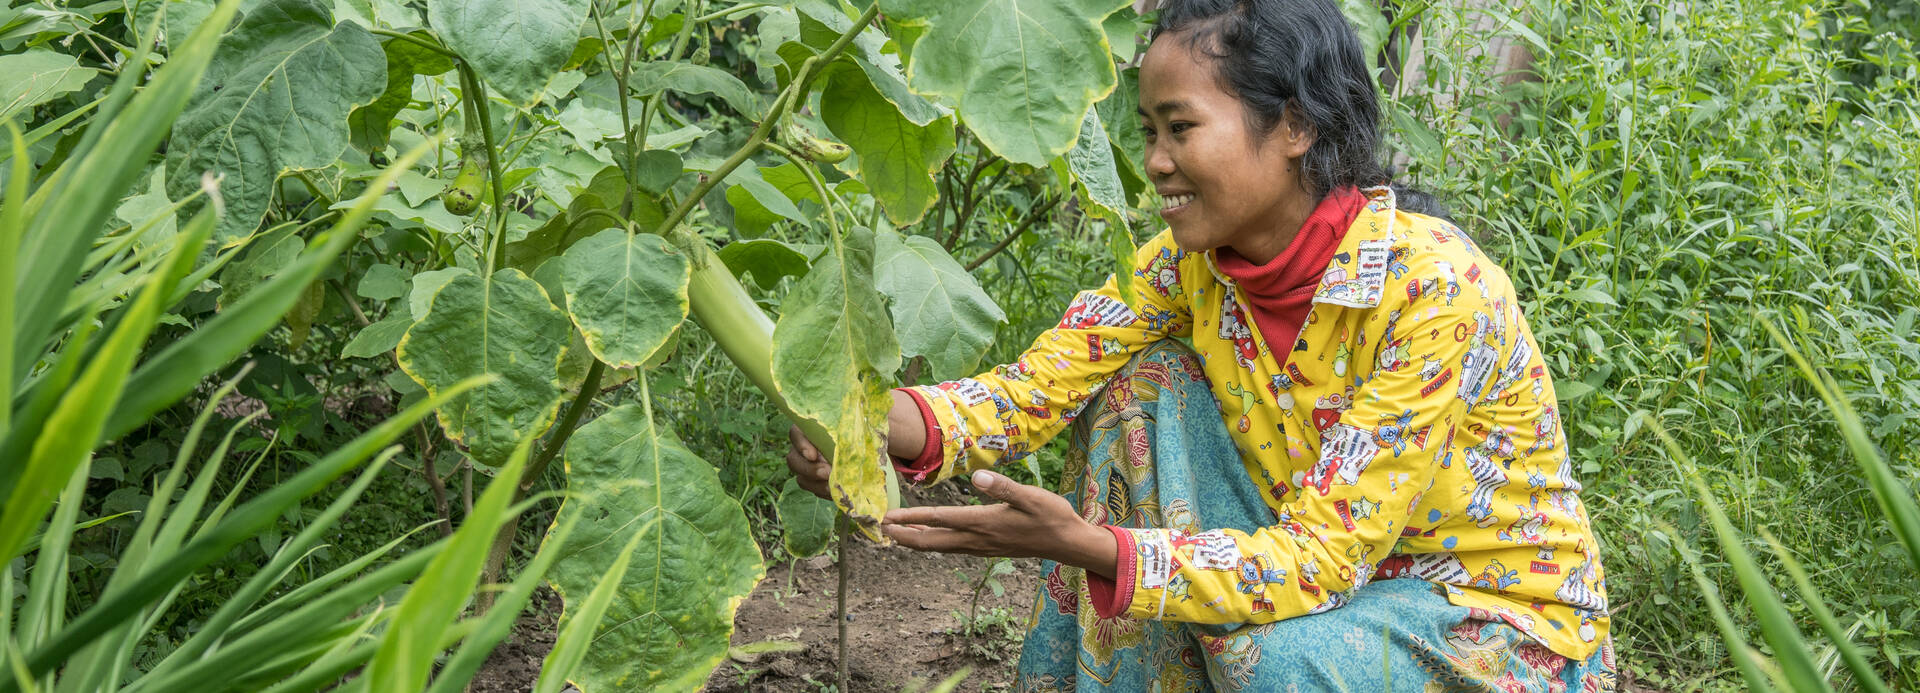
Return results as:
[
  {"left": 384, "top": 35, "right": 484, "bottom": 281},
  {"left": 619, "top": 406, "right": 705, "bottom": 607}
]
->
[{"left": 903, "top": 188, "right": 1609, "bottom": 659}]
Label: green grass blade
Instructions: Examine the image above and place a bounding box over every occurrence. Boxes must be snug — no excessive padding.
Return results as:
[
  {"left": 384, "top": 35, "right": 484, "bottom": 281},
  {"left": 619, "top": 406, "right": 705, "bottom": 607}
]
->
[
  {"left": 1666, "top": 524, "right": 1780, "bottom": 693},
  {"left": 257, "top": 619, "right": 481, "bottom": 693},
  {"left": 102, "top": 136, "right": 442, "bottom": 442},
  {"left": 9, "top": 0, "right": 238, "bottom": 385},
  {"left": 1758, "top": 314, "right": 1920, "bottom": 574},
  {"left": 1645, "top": 415, "right": 1831, "bottom": 692},
  {"left": 0, "top": 206, "right": 214, "bottom": 565},
  {"left": 0, "top": 316, "right": 96, "bottom": 505},
  {"left": 423, "top": 514, "right": 582, "bottom": 693},
  {"left": 3, "top": 643, "right": 32, "bottom": 693},
  {"left": 15, "top": 462, "right": 88, "bottom": 653},
  {"left": 147, "top": 448, "right": 404, "bottom": 677},
  {"left": 1758, "top": 528, "right": 1892, "bottom": 693},
  {"left": 7, "top": 376, "right": 489, "bottom": 692},
  {"left": 366, "top": 434, "right": 535, "bottom": 692},
  {"left": 533, "top": 519, "right": 653, "bottom": 693},
  {"left": 112, "top": 369, "right": 258, "bottom": 595},
  {"left": 227, "top": 521, "right": 441, "bottom": 636},
  {"left": 250, "top": 614, "right": 386, "bottom": 693},
  {"left": 1, "top": 120, "right": 27, "bottom": 435},
  {"left": 126, "top": 549, "right": 440, "bottom": 693}
]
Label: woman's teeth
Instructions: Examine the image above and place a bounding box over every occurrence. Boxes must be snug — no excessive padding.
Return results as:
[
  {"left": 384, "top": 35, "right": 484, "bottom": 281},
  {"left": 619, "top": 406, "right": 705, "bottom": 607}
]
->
[{"left": 1163, "top": 194, "right": 1194, "bottom": 209}]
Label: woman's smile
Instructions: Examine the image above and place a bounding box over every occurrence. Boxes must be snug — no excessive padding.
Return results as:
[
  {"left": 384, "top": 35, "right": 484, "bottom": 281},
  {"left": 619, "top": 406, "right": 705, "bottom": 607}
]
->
[{"left": 1160, "top": 192, "right": 1196, "bottom": 217}]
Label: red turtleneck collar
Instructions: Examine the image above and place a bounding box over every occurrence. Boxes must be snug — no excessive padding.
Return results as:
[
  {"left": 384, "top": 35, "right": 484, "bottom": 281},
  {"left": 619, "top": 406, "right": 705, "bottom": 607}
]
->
[{"left": 1213, "top": 186, "right": 1365, "bottom": 353}]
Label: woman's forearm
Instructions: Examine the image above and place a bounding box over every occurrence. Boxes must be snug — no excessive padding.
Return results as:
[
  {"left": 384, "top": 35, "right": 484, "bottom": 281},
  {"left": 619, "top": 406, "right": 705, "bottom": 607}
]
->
[
  {"left": 885, "top": 389, "right": 928, "bottom": 460},
  {"left": 1058, "top": 521, "right": 1119, "bottom": 580}
]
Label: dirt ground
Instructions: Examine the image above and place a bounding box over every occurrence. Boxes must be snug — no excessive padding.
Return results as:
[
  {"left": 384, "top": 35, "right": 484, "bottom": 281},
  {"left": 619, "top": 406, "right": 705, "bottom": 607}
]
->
[{"left": 469, "top": 482, "right": 1044, "bottom": 693}]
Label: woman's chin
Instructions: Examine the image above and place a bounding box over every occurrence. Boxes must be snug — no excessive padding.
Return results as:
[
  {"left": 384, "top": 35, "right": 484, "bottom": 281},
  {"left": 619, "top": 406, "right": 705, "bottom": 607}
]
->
[{"left": 1168, "top": 224, "right": 1222, "bottom": 253}]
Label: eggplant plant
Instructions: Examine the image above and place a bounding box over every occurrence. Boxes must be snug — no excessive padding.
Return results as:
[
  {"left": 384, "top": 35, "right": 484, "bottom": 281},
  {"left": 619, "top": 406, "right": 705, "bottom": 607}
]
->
[{"left": 7, "top": 0, "right": 1147, "bottom": 688}]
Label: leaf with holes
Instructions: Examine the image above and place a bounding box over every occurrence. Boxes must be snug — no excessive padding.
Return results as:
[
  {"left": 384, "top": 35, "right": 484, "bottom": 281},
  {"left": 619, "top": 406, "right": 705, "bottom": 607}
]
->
[{"left": 166, "top": 0, "right": 384, "bottom": 241}]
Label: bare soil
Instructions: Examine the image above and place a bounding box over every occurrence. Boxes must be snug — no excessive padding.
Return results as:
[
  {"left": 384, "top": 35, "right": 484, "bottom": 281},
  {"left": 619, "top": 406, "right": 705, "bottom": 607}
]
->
[{"left": 468, "top": 481, "right": 1044, "bottom": 692}]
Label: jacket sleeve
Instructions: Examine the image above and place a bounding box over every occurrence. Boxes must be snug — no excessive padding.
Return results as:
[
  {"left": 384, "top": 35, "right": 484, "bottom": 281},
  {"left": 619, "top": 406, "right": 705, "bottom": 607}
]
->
[
  {"left": 900, "top": 232, "right": 1193, "bottom": 485},
  {"left": 1097, "top": 282, "right": 1479, "bottom": 623}
]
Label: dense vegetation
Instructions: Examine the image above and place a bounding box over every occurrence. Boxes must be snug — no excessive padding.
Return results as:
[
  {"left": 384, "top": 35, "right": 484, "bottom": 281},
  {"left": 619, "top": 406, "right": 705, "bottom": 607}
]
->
[{"left": 1, "top": 0, "right": 1914, "bottom": 690}]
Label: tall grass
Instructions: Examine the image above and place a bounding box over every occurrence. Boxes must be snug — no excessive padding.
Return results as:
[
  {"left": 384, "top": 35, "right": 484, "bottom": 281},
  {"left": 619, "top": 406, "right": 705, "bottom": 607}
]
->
[{"left": 1384, "top": 0, "right": 1919, "bottom": 687}]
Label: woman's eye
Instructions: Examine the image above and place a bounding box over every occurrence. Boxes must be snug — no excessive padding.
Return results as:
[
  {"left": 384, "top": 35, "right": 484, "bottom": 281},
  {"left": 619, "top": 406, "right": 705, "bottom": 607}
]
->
[
  {"left": 1169, "top": 122, "right": 1194, "bottom": 134},
  {"left": 1138, "top": 125, "right": 1155, "bottom": 138}
]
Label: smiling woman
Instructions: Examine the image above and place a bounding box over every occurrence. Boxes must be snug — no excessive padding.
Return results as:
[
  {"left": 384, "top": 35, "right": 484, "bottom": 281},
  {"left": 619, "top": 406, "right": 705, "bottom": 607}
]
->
[{"left": 786, "top": 0, "right": 1617, "bottom": 689}]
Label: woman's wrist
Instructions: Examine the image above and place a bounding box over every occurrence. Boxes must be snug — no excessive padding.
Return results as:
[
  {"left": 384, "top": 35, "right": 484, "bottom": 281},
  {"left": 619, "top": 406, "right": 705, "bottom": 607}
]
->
[
  {"left": 885, "top": 389, "right": 928, "bottom": 460},
  {"left": 1058, "top": 521, "right": 1119, "bottom": 580}
]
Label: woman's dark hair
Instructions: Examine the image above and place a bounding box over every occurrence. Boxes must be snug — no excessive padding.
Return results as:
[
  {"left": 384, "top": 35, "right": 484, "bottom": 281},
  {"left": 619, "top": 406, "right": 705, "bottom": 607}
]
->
[{"left": 1149, "top": 0, "right": 1448, "bottom": 219}]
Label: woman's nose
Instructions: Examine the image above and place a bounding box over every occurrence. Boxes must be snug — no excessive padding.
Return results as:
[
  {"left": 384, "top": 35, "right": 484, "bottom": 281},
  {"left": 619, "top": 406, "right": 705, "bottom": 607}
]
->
[{"left": 1145, "top": 145, "right": 1175, "bottom": 177}]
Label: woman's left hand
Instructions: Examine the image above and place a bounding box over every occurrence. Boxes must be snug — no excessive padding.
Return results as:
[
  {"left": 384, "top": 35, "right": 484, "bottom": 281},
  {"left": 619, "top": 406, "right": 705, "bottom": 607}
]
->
[{"left": 882, "top": 470, "right": 1118, "bottom": 579}]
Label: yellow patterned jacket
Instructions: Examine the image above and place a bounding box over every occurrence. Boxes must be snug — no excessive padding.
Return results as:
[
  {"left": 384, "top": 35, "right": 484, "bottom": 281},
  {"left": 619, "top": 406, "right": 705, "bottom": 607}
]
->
[{"left": 903, "top": 188, "right": 1609, "bottom": 659}]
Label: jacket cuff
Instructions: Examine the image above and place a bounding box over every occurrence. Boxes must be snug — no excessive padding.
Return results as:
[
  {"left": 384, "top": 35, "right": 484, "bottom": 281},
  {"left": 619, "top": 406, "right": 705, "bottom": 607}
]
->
[
  {"left": 891, "top": 387, "right": 943, "bottom": 483},
  {"left": 1085, "top": 525, "right": 1136, "bottom": 619}
]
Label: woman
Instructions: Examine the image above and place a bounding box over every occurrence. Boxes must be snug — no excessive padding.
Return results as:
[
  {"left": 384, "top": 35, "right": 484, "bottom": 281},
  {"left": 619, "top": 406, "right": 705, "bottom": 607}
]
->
[{"left": 789, "top": 0, "right": 1615, "bottom": 689}]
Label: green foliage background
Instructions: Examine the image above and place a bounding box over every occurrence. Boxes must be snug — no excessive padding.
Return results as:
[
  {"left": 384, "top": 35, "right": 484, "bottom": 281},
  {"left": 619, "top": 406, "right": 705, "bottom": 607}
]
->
[{"left": 1, "top": 0, "right": 1915, "bottom": 689}]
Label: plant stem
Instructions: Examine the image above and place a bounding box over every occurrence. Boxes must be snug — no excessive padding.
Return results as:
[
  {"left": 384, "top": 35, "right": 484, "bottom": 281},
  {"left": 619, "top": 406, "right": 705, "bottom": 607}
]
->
[
  {"left": 836, "top": 514, "right": 850, "bottom": 692},
  {"left": 327, "top": 279, "right": 370, "bottom": 327},
  {"left": 457, "top": 64, "right": 510, "bottom": 273},
  {"left": 647, "top": 2, "right": 880, "bottom": 243},
  {"left": 369, "top": 28, "right": 459, "bottom": 59},
  {"left": 478, "top": 359, "right": 607, "bottom": 609},
  {"left": 415, "top": 424, "right": 453, "bottom": 538},
  {"left": 692, "top": 2, "right": 770, "bottom": 23},
  {"left": 765, "top": 141, "right": 840, "bottom": 234},
  {"left": 526, "top": 360, "right": 607, "bottom": 491},
  {"left": 966, "top": 194, "right": 1061, "bottom": 271}
]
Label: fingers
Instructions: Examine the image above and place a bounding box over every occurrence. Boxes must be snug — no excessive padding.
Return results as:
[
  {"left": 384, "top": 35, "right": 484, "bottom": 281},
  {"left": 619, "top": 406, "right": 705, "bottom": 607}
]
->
[
  {"left": 884, "top": 504, "right": 990, "bottom": 527},
  {"left": 788, "top": 425, "right": 821, "bottom": 462},
  {"left": 882, "top": 523, "right": 985, "bottom": 555},
  {"left": 785, "top": 425, "right": 830, "bottom": 499},
  {"left": 967, "top": 469, "right": 1028, "bottom": 505}
]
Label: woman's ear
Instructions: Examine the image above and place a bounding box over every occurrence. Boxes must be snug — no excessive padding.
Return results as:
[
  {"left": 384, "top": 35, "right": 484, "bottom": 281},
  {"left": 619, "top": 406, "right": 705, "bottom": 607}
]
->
[{"left": 1279, "top": 102, "right": 1317, "bottom": 158}]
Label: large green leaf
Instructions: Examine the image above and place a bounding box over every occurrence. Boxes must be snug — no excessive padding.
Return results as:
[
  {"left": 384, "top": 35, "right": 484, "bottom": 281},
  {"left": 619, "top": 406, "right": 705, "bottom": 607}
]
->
[
  {"left": 397, "top": 269, "right": 569, "bottom": 468},
  {"left": 770, "top": 227, "right": 899, "bottom": 535},
  {"left": 775, "top": 478, "right": 835, "bottom": 558},
  {"left": 628, "top": 61, "right": 760, "bottom": 117},
  {"left": 792, "top": 0, "right": 943, "bottom": 126},
  {"left": 716, "top": 238, "right": 812, "bottom": 291},
  {"left": 1066, "top": 107, "right": 1126, "bottom": 220},
  {"left": 548, "top": 405, "right": 762, "bottom": 693},
  {"left": 426, "top": 0, "right": 588, "bottom": 106},
  {"left": 820, "top": 70, "right": 955, "bottom": 226},
  {"left": 507, "top": 165, "right": 658, "bottom": 271},
  {"left": 125, "top": 0, "right": 217, "bottom": 51},
  {"left": 0, "top": 50, "right": 98, "bottom": 122},
  {"left": 879, "top": 0, "right": 1130, "bottom": 165},
  {"left": 724, "top": 167, "right": 808, "bottom": 237},
  {"left": 873, "top": 230, "right": 1003, "bottom": 381},
  {"left": 558, "top": 229, "right": 689, "bottom": 369},
  {"left": 1094, "top": 66, "right": 1147, "bottom": 204},
  {"left": 349, "top": 31, "right": 456, "bottom": 153},
  {"left": 165, "top": 0, "right": 384, "bottom": 241}
]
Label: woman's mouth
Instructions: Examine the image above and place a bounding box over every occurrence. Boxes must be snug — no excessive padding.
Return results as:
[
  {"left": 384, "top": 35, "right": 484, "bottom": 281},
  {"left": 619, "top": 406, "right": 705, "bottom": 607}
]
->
[{"left": 1161, "top": 193, "right": 1195, "bottom": 215}]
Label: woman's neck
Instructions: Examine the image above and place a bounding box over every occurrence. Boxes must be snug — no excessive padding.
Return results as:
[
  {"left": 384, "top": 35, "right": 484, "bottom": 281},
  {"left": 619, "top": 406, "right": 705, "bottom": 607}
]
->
[{"left": 1227, "top": 190, "right": 1321, "bottom": 265}]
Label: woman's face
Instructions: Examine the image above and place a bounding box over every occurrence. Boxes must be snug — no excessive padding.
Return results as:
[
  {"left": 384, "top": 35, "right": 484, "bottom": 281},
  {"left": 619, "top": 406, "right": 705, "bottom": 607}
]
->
[{"left": 1137, "top": 33, "right": 1316, "bottom": 261}]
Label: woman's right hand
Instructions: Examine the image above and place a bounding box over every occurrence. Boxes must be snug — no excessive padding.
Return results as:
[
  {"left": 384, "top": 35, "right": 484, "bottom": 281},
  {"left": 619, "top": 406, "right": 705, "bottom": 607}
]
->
[
  {"left": 787, "top": 425, "right": 832, "bottom": 499},
  {"left": 787, "top": 390, "right": 931, "bottom": 500}
]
